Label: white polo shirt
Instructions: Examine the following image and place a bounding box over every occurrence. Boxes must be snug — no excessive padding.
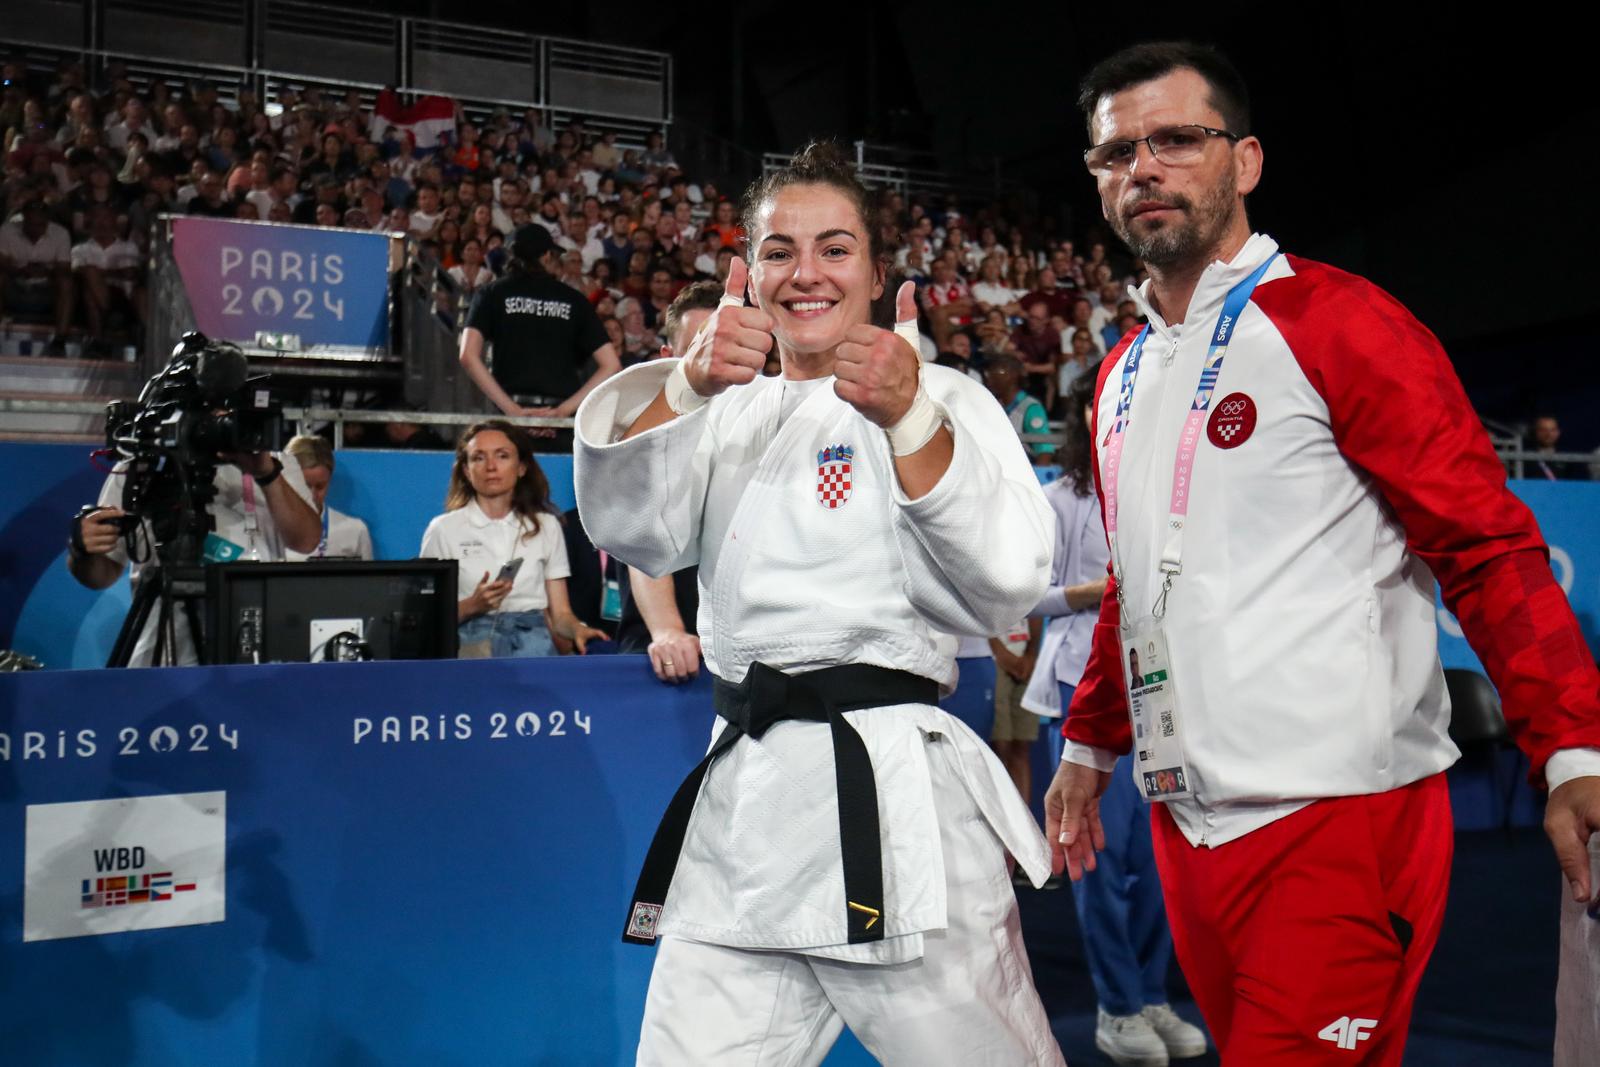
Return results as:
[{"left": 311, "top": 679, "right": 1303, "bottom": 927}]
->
[
  {"left": 70, "top": 237, "right": 142, "bottom": 294},
  {"left": 285, "top": 506, "right": 374, "bottom": 562},
  {"left": 418, "top": 499, "right": 570, "bottom": 613}
]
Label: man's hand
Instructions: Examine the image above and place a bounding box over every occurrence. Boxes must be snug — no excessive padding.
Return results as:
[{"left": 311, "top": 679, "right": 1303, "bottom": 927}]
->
[
  {"left": 833, "top": 281, "right": 921, "bottom": 428},
  {"left": 1044, "top": 759, "right": 1111, "bottom": 881},
  {"left": 79, "top": 507, "right": 127, "bottom": 555},
  {"left": 1546, "top": 776, "right": 1600, "bottom": 903},
  {"left": 681, "top": 256, "right": 772, "bottom": 398},
  {"left": 647, "top": 629, "right": 701, "bottom": 684}
]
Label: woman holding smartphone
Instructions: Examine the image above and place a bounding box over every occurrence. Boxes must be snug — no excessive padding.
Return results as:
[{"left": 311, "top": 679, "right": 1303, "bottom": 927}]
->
[{"left": 420, "top": 420, "right": 605, "bottom": 658}]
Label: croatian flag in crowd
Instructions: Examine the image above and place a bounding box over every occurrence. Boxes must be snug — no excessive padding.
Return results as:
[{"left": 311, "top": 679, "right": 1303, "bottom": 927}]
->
[{"left": 370, "top": 89, "right": 457, "bottom": 152}]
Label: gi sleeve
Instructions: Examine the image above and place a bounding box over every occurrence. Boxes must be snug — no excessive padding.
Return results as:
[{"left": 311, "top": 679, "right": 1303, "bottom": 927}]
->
[
  {"left": 889, "top": 366, "right": 1053, "bottom": 637},
  {"left": 572, "top": 359, "right": 714, "bottom": 578},
  {"left": 1256, "top": 259, "right": 1600, "bottom": 785}
]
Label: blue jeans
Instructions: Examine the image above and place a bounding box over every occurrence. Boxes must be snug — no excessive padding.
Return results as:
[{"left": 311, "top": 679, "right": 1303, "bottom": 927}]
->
[
  {"left": 459, "top": 611, "right": 556, "bottom": 658},
  {"left": 1062, "top": 680, "right": 1174, "bottom": 1015}
]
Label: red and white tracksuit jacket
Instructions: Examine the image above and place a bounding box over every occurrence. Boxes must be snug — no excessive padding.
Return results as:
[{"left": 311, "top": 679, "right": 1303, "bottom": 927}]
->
[{"left": 1064, "top": 233, "right": 1600, "bottom": 847}]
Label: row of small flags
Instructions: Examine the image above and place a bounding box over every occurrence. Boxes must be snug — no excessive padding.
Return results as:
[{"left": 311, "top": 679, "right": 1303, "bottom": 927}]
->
[{"left": 82, "top": 873, "right": 196, "bottom": 909}]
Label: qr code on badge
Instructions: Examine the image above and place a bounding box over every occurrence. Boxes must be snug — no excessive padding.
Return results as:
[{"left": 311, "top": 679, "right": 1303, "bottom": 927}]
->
[{"left": 1159, "top": 711, "right": 1174, "bottom": 738}]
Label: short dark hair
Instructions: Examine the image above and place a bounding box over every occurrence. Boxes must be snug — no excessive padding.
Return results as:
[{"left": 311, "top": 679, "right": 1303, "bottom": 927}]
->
[
  {"left": 1076, "top": 41, "right": 1251, "bottom": 137},
  {"left": 662, "top": 281, "right": 723, "bottom": 351}
]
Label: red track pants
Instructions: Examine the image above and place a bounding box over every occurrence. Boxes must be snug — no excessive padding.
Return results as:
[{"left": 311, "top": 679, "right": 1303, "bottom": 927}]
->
[{"left": 1151, "top": 773, "right": 1453, "bottom": 1064}]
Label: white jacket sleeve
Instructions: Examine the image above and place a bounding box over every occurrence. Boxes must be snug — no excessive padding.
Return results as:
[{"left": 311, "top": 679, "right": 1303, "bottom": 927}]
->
[
  {"left": 889, "top": 367, "right": 1055, "bottom": 636},
  {"left": 572, "top": 360, "right": 715, "bottom": 578}
]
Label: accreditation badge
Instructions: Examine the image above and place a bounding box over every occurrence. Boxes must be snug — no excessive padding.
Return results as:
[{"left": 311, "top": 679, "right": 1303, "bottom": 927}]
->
[
  {"left": 600, "top": 577, "right": 623, "bottom": 623},
  {"left": 1120, "top": 617, "right": 1193, "bottom": 801}
]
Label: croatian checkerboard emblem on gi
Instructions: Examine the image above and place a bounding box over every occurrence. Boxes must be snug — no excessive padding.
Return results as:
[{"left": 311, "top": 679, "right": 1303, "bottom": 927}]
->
[{"left": 816, "top": 443, "right": 854, "bottom": 510}]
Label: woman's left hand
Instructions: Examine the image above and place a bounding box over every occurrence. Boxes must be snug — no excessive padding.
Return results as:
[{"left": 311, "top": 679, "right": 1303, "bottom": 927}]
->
[
  {"left": 560, "top": 618, "right": 609, "bottom": 655},
  {"left": 833, "top": 281, "right": 921, "bottom": 428}
]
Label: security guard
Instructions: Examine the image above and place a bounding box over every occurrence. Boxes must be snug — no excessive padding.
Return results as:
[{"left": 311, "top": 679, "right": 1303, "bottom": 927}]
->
[{"left": 457, "top": 224, "right": 621, "bottom": 434}]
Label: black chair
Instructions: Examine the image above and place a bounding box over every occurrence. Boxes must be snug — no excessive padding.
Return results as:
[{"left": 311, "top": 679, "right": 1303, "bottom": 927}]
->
[{"left": 1445, "top": 668, "right": 1519, "bottom": 829}]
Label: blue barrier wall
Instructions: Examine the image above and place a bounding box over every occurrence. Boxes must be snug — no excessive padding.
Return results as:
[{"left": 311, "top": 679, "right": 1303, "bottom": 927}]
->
[
  {"left": 2, "top": 442, "right": 1595, "bottom": 671},
  {"left": 0, "top": 656, "right": 877, "bottom": 1066}
]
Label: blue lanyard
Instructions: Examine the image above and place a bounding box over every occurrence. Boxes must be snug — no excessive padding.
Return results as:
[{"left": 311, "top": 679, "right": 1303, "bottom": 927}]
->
[
  {"left": 1103, "top": 253, "right": 1277, "bottom": 613},
  {"left": 1110, "top": 253, "right": 1278, "bottom": 437},
  {"left": 314, "top": 506, "right": 330, "bottom": 558}
]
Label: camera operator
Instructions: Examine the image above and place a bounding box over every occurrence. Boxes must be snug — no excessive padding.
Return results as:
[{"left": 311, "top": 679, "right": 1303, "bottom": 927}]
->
[{"left": 68, "top": 448, "right": 320, "bottom": 666}]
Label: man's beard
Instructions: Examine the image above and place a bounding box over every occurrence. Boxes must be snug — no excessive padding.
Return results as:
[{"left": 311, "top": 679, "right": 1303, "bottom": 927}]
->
[{"left": 1111, "top": 168, "right": 1238, "bottom": 270}]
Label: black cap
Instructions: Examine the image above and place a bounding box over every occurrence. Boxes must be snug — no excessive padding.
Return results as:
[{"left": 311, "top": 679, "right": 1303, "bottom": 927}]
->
[{"left": 511, "top": 223, "right": 555, "bottom": 263}]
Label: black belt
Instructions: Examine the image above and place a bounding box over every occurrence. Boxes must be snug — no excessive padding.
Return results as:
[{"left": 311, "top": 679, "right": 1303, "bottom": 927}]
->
[{"left": 622, "top": 661, "right": 938, "bottom": 946}]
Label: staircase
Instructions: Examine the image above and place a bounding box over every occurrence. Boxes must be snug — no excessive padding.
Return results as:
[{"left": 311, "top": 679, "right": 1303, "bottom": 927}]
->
[{"left": 0, "top": 325, "right": 145, "bottom": 443}]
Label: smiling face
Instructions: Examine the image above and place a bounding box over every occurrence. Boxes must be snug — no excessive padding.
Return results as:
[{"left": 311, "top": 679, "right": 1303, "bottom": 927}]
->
[
  {"left": 748, "top": 183, "right": 884, "bottom": 362},
  {"left": 1090, "top": 68, "right": 1260, "bottom": 269}
]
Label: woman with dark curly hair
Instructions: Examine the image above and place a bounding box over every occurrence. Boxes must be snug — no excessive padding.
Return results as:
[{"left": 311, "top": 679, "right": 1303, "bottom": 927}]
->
[{"left": 420, "top": 420, "right": 605, "bottom": 658}]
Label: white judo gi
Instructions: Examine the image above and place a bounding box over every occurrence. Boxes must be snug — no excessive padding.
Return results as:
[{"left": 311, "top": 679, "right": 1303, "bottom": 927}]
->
[{"left": 575, "top": 358, "right": 1065, "bottom": 1065}]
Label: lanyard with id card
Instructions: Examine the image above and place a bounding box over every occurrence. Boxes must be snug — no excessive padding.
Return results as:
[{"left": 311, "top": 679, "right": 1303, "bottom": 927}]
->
[
  {"left": 1102, "top": 254, "right": 1277, "bottom": 802},
  {"left": 598, "top": 549, "right": 623, "bottom": 623}
]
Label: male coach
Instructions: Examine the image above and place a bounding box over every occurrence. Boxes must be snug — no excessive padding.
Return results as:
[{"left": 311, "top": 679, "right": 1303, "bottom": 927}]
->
[{"left": 1044, "top": 41, "right": 1600, "bottom": 1064}]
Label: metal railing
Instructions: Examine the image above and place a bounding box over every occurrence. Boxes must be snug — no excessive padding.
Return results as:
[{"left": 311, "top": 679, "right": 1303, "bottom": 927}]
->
[
  {"left": 762, "top": 140, "right": 1026, "bottom": 201},
  {"left": 3, "top": 0, "right": 672, "bottom": 127},
  {"left": 7, "top": 393, "right": 1593, "bottom": 478}
]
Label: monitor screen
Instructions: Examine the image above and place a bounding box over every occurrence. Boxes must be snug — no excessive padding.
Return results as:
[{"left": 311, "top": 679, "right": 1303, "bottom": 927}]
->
[{"left": 206, "top": 560, "right": 458, "bottom": 664}]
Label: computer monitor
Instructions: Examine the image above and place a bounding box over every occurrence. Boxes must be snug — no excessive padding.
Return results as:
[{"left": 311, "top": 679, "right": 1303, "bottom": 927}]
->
[{"left": 206, "top": 560, "right": 458, "bottom": 664}]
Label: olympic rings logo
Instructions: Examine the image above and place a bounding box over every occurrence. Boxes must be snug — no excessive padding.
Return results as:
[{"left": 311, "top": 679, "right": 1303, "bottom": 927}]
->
[{"left": 1217, "top": 398, "right": 1250, "bottom": 416}]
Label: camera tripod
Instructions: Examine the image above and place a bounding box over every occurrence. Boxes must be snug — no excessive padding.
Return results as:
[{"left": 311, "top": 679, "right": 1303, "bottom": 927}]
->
[{"left": 106, "top": 564, "right": 209, "bottom": 668}]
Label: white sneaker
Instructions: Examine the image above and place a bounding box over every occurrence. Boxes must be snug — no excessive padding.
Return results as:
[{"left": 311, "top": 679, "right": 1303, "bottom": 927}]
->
[
  {"left": 1141, "top": 1003, "right": 1210, "bottom": 1059},
  {"left": 1095, "top": 1007, "right": 1169, "bottom": 1066}
]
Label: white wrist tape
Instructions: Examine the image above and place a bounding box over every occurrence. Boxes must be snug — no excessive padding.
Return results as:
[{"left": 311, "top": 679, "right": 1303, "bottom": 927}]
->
[
  {"left": 663, "top": 291, "right": 745, "bottom": 415},
  {"left": 885, "top": 380, "right": 943, "bottom": 456},
  {"left": 663, "top": 358, "right": 710, "bottom": 415}
]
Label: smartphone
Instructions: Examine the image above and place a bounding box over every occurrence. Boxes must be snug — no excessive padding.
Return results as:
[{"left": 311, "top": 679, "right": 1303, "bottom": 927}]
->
[{"left": 496, "top": 558, "right": 524, "bottom": 583}]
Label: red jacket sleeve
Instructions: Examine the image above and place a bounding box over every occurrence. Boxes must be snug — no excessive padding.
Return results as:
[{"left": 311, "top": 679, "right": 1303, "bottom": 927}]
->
[
  {"left": 1063, "top": 332, "right": 1135, "bottom": 754},
  {"left": 1255, "top": 257, "right": 1600, "bottom": 782}
]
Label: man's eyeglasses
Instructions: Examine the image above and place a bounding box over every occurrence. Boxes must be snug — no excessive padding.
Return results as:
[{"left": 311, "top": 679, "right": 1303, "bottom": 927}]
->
[{"left": 1084, "top": 125, "right": 1240, "bottom": 175}]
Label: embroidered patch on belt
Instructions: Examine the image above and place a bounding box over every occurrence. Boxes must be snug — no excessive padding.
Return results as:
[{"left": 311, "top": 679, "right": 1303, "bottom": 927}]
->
[
  {"left": 626, "top": 902, "right": 663, "bottom": 942},
  {"left": 816, "top": 443, "right": 854, "bottom": 510},
  {"left": 1207, "top": 392, "right": 1257, "bottom": 449}
]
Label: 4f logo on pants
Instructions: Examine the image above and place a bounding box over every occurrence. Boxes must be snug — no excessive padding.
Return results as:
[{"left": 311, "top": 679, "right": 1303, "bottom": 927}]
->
[{"left": 1318, "top": 1016, "right": 1377, "bottom": 1050}]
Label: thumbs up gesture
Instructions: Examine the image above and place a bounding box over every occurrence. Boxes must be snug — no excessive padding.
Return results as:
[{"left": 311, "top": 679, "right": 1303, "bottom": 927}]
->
[
  {"left": 833, "top": 281, "right": 923, "bottom": 428},
  {"left": 680, "top": 256, "right": 776, "bottom": 399}
]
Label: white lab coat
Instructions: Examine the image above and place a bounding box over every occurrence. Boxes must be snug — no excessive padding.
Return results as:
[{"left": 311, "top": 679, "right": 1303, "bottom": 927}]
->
[{"left": 574, "top": 359, "right": 1055, "bottom": 958}]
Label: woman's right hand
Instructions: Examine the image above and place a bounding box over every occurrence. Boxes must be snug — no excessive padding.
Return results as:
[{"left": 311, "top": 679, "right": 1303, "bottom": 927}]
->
[
  {"left": 681, "top": 256, "right": 774, "bottom": 398},
  {"left": 461, "top": 571, "right": 514, "bottom": 620}
]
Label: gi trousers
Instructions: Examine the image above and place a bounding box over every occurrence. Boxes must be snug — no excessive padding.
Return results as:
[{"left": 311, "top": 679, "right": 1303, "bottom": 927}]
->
[
  {"left": 1152, "top": 772, "right": 1452, "bottom": 1065},
  {"left": 636, "top": 733, "right": 1065, "bottom": 1067}
]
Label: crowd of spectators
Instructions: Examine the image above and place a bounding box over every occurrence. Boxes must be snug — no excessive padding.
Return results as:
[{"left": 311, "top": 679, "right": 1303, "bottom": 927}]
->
[{"left": 1, "top": 52, "right": 1141, "bottom": 419}]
